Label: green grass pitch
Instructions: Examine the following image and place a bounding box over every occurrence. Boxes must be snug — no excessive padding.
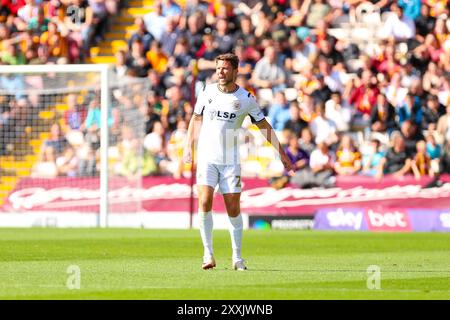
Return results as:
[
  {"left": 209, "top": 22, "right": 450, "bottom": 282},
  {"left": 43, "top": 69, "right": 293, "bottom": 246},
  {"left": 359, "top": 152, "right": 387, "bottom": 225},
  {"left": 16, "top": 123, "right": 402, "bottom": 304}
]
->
[{"left": 0, "top": 228, "right": 449, "bottom": 299}]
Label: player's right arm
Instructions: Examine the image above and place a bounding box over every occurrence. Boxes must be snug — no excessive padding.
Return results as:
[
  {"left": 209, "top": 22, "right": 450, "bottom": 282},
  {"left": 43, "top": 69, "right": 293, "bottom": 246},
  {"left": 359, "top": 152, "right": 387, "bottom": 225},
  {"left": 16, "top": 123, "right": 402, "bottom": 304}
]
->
[
  {"left": 183, "top": 113, "right": 203, "bottom": 164},
  {"left": 183, "top": 87, "right": 207, "bottom": 164}
]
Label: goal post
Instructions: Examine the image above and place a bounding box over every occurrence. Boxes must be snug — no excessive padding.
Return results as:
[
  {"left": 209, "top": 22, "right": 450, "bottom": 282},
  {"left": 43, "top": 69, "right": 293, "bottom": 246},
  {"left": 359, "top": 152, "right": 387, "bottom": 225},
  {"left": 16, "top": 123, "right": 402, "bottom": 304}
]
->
[{"left": 0, "top": 64, "right": 149, "bottom": 227}]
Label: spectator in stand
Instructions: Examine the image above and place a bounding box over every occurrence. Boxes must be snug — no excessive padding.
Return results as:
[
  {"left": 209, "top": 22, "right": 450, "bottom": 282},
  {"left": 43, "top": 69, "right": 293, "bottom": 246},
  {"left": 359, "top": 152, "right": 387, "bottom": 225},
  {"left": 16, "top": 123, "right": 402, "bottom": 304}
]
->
[
  {"left": 415, "top": 4, "right": 436, "bottom": 43},
  {"left": 1, "top": 42, "right": 26, "bottom": 65},
  {"left": 234, "top": 46, "right": 253, "bottom": 78},
  {"left": 271, "top": 132, "right": 310, "bottom": 189},
  {"left": 0, "top": 24, "right": 11, "bottom": 49},
  {"left": 235, "top": 15, "right": 254, "bottom": 47},
  {"left": 28, "top": 6, "right": 49, "bottom": 35},
  {"left": 384, "top": 72, "right": 408, "bottom": 108},
  {"left": 268, "top": 91, "right": 290, "bottom": 132},
  {"left": 31, "top": 145, "right": 58, "bottom": 178},
  {"left": 299, "top": 126, "right": 316, "bottom": 156},
  {"left": 252, "top": 45, "right": 287, "bottom": 93},
  {"left": 161, "top": 85, "right": 189, "bottom": 132},
  {"left": 184, "top": 0, "right": 209, "bottom": 16},
  {"left": 214, "top": 18, "right": 235, "bottom": 55},
  {"left": 147, "top": 70, "right": 166, "bottom": 98},
  {"left": 370, "top": 93, "right": 397, "bottom": 134},
  {"left": 398, "top": 0, "right": 421, "bottom": 21},
  {"left": 56, "top": 145, "right": 79, "bottom": 177},
  {"left": 298, "top": 93, "right": 316, "bottom": 124},
  {"left": 302, "top": 0, "right": 332, "bottom": 28},
  {"left": 411, "top": 140, "right": 436, "bottom": 180},
  {"left": 307, "top": 141, "right": 336, "bottom": 188},
  {"left": 112, "top": 49, "right": 129, "bottom": 78},
  {"left": 316, "top": 38, "right": 344, "bottom": 68},
  {"left": 318, "top": 57, "right": 344, "bottom": 93},
  {"left": 409, "top": 77, "right": 428, "bottom": 110},
  {"left": 414, "top": 34, "right": 444, "bottom": 66},
  {"left": 87, "top": 0, "right": 109, "bottom": 46},
  {"left": 422, "top": 94, "right": 445, "bottom": 131},
  {"left": 380, "top": 3, "right": 416, "bottom": 42},
  {"left": 334, "top": 134, "right": 361, "bottom": 176},
  {"left": 310, "top": 73, "right": 333, "bottom": 104},
  {"left": 63, "top": 93, "right": 86, "bottom": 145},
  {"left": 376, "top": 133, "right": 412, "bottom": 180},
  {"left": 161, "top": 0, "right": 182, "bottom": 19},
  {"left": 166, "top": 119, "right": 188, "bottom": 178},
  {"left": 325, "top": 91, "right": 352, "bottom": 133},
  {"left": 397, "top": 92, "right": 423, "bottom": 127},
  {"left": 196, "top": 33, "right": 220, "bottom": 82},
  {"left": 400, "top": 119, "right": 424, "bottom": 156},
  {"left": 127, "top": 17, "right": 154, "bottom": 53},
  {"left": 361, "top": 138, "right": 385, "bottom": 177},
  {"left": 146, "top": 40, "right": 168, "bottom": 74},
  {"left": 143, "top": 120, "right": 168, "bottom": 174},
  {"left": 378, "top": 45, "right": 402, "bottom": 80},
  {"left": 283, "top": 0, "right": 305, "bottom": 27},
  {"left": 426, "top": 132, "right": 442, "bottom": 163},
  {"left": 145, "top": 93, "right": 162, "bottom": 134},
  {"left": 42, "top": 122, "right": 68, "bottom": 158},
  {"left": 14, "top": 0, "right": 39, "bottom": 31},
  {"left": 349, "top": 69, "right": 380, "bottom": 125},
  {"left": 206, "top": 0, "right": 235, "bottom": 26},
  {"left": 310, "top": 101, "right": 338, "bottom": 146},
  {"left": 64, "top": 0, "right": 93, "bottom": 61},
  {"left": 115, "top": 125, "right": 157, "bottom": 178},
  {"left": 290, "top": 36, "right": 316, "bottom": 73},
  {"left": 422, "top": 61, "right": 443, "bottom": 96},
  {"left": 143, "top": 1, "right": 167, "bottom": 42},
  {"left": 236, "top": 74, "right": 256, "bottom": 98},
  {"left": 183, "top": 12, "right": 205, "bottom": 57},
  {"left": 283, "top": 100, "right": 308, "bottom": 138},
  {"left": 39, "top": 21, "right": 69, "bottom": 63},
  {"left": 169, "top": 37, "right": 192, "bottom": 69},
  {"left": 125, "top": 38, "right": 151, "bottom": 77},
  {"left": 160, "top": 16, "right": 182, "bottom": 56}
]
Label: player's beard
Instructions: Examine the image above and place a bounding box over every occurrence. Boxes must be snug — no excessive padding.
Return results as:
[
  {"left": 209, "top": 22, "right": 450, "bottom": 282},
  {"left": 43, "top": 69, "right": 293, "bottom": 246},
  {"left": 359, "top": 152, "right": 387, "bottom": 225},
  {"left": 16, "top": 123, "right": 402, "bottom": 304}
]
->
[{"left": 219, "top": 72, "right": 237, "bottom": 87}]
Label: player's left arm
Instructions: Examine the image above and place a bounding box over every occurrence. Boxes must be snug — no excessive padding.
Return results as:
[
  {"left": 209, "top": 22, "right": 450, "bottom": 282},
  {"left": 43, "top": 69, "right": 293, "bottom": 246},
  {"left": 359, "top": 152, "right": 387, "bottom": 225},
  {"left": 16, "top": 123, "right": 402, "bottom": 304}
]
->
[
  {"left": 246, "top": 93, "right": 295, "bottom": 173},
  {"left": 255, "top": 118, "right": 295, "bottom": 174}
]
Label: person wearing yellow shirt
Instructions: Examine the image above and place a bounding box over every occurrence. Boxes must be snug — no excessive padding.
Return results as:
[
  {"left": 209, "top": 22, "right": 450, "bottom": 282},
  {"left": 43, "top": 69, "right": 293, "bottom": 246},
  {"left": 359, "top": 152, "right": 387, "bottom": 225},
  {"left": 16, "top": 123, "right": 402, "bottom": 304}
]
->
[
  {"left": 146, "top": 41, "right": 168, "bottom": 74},
  {"left": 40, "top": 21, "right": 68, "bottom": 61}
]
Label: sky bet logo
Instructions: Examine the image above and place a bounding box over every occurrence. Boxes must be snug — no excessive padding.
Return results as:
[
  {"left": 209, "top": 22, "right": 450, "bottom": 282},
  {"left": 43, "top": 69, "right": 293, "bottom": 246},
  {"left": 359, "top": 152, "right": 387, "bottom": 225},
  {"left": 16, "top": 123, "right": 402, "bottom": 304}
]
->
[{"left": 209, "top": 110, "right": 237, "bottom": 121}]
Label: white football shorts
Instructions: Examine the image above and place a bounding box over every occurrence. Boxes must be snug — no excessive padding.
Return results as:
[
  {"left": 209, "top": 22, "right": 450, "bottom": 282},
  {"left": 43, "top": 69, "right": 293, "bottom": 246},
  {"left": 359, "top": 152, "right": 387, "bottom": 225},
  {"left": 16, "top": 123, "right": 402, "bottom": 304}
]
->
[{"left": 196, "top": 162, "right": 242, "bottom": 194}]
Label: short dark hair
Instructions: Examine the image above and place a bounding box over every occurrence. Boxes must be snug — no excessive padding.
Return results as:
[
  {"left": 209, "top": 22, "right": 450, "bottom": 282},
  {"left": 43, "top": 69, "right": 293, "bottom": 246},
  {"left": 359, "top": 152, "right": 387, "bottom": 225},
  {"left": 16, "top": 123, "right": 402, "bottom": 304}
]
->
[{"left": 215, "top": 53, "right": 239, "bottom": 70}]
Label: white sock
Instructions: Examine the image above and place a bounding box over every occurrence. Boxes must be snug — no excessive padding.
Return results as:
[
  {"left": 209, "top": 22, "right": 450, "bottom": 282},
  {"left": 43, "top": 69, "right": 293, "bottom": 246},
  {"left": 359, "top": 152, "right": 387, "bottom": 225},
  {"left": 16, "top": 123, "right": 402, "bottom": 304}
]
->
[
  {"left": 228, "top": 214, "right": 243, "bottom": 262},
  {"left": 198, "top": 211, "right": 214, "bottom": 259}
]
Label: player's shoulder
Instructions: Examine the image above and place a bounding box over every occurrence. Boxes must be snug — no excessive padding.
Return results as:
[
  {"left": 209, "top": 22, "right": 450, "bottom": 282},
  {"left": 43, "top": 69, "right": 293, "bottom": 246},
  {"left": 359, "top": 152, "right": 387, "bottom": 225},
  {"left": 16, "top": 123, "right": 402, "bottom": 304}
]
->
[
  {"left": 238, "top": 87, "right": 257, "bottom": 103},
  {"left": 203, "top": 83, "right": 217, "bottom": 94}
]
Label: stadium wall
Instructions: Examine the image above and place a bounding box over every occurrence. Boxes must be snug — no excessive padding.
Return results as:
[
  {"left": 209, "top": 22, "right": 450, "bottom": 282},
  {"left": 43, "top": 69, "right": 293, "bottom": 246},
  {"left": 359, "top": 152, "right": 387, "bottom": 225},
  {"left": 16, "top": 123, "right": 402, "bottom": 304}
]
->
[{"left": 1, "top": 176, "right": 450, "bottom": 231}]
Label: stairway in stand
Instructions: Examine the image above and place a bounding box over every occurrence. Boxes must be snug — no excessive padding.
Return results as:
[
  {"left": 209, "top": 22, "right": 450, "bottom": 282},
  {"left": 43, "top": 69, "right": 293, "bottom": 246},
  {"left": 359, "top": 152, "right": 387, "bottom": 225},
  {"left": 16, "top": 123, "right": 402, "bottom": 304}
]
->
[{"left": 86, "top": 0, "right": 155, "bottom": 64}]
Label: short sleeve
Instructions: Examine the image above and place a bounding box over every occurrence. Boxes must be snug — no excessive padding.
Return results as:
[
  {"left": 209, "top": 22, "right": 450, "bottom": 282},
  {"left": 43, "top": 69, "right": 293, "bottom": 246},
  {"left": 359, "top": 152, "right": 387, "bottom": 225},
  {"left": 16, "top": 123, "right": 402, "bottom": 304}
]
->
[
  {"left": 247, "top": 93, "right": 265, "bottom": 123},
  {"left": 193, "top": 86, "right": 207, "bottom": 116}
]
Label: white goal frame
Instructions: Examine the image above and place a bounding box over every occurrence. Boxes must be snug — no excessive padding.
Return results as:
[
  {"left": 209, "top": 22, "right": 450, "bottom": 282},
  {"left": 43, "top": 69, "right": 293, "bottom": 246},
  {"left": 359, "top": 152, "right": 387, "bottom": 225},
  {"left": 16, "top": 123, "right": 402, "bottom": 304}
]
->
[{"left": 0, "top": 64, "right": 110, "bottom": 227}]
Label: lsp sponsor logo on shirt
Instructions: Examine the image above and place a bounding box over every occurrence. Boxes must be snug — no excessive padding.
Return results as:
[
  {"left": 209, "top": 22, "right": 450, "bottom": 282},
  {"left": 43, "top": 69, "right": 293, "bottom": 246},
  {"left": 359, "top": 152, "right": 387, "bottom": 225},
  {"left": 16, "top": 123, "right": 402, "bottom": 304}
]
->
[{"left": 209, "top": 110, "right": 237, "bottom": 121}]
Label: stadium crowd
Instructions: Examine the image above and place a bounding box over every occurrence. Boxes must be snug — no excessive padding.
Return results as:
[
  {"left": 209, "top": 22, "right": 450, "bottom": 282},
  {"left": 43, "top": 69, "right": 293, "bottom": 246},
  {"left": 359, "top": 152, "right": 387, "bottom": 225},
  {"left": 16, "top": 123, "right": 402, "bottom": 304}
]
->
[
  {"left": 1, "top": 0, "right": 450, "bottom": 186},
  {"left": 0, "top": 0, "right": 121, "bottom": 63}
]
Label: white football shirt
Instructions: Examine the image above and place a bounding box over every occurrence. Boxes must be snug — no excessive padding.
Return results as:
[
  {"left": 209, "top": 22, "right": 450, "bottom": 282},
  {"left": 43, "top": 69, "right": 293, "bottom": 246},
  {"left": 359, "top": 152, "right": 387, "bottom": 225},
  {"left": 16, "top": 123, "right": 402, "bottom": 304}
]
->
[{"left": 194, "top": 83, "right": 265, "bottom": 165}]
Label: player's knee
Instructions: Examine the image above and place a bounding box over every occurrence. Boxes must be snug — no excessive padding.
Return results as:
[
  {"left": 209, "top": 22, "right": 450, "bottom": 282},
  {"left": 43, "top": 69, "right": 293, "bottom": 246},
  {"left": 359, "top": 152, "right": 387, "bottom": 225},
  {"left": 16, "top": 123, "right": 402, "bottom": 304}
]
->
[
  {"left": 227, "top": 206, "right": 240, "bottom": 217},
  {"left": 198, "top": 197, "right": 213, "bottom": 212}
]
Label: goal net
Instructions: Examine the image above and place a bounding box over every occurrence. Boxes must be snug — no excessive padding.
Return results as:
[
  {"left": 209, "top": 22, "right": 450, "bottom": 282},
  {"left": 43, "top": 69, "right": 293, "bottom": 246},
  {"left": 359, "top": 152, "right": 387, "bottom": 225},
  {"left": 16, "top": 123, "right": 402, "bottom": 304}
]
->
[{"left": 0, "top": 64, "right": 150, "bottom": 227}]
